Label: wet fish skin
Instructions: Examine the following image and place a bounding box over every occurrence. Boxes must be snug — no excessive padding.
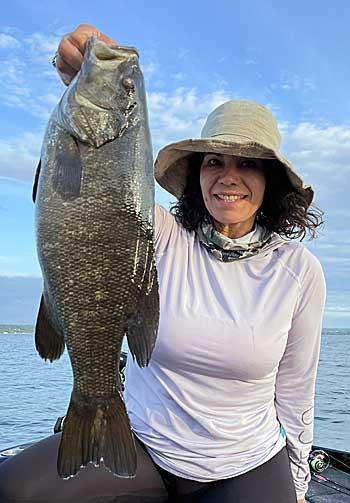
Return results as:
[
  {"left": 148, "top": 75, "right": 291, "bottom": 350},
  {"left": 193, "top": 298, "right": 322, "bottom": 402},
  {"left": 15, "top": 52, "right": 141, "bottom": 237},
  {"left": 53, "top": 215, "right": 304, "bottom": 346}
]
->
[{"left": 33, "top": 37, "right": 159, "bottom": 479}]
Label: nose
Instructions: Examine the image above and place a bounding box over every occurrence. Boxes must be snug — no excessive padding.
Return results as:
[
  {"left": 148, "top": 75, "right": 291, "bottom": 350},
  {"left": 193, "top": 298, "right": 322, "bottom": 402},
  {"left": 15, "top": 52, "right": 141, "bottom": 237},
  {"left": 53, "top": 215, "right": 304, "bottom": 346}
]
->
[{"left": 218, "top": 159, "right": 242, "bottom": 185}]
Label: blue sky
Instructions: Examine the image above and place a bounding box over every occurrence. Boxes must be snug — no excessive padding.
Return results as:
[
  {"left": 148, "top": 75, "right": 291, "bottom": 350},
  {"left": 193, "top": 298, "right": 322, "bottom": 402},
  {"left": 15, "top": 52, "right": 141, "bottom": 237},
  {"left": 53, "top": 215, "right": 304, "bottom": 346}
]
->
[{"left": 0, "top": 0, "right": 349, "bottom": 327}]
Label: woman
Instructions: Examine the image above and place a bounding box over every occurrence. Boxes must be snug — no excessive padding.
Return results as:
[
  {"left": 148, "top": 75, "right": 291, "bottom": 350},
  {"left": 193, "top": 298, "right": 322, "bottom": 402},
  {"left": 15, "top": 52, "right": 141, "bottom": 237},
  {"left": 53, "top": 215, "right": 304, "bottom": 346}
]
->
[{"left": 0, "top": 24, "right": 325, "bottom": 503}]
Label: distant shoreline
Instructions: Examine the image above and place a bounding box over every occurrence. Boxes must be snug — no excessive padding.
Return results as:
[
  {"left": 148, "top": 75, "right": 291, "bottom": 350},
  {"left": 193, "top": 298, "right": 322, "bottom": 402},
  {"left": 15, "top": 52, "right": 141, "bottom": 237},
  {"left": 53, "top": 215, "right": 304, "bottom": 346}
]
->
[
  {"left": 0, "top": 325, "right": 34, "bottom": 334},
  {"left": 1, "top": 332, "right": 34, "bottom": 334},
  {"left": 0, "top": 325, "right": 349, "bottom": 335}
]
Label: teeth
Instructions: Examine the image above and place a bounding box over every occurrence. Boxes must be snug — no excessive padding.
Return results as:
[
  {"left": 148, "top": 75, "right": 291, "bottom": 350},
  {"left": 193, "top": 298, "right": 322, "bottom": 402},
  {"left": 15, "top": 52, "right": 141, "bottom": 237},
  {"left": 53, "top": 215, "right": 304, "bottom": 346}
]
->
[{"left": 217, "top": 194, "right": 245, "bottom": 201}]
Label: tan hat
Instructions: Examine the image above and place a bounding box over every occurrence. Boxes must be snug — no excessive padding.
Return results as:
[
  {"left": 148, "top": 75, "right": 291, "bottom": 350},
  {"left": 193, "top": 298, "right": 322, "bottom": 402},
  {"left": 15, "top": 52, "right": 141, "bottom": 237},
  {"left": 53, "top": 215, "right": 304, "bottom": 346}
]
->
[{"left": 155, "top": 100, "right": 313, "bottom": 205}]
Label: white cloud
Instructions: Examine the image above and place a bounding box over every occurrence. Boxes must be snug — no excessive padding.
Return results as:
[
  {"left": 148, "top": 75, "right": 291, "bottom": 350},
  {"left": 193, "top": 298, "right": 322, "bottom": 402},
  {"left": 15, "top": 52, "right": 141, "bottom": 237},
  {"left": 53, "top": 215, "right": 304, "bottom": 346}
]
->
[
  {"left": 0, "top": 30, "right": 63, "bottom": 122},
  {"left": 171, "top": 72, "right": 185, "bottom": 81},
  {"left": 142, "top": 60, "right": 159, "bottom": 79},
  {"left": 24, "top": 32, "right": 60, "bottom": 63},
  {"left": 0, "top": 29, "right": 347, "bottom": 236},
  {"left": 0, "top": 85, "right": 233, "bottom": 182},
  {"left": 1, "top": 87, "right": 61, "bottom": 119},
  {"left": 0, "top": 133, "right": 42, "bottom": 181},
  {"left": 147, "top": 87, "right": 233, "bottom": 152},
  {"left": 2, "top": 82, "right": 350, "bottom": 222},
  {"left": 0, "top": 33, "right": 20, "bottom": 49},
  {"left": 30, "top": 93, "right": 61, "bottom": 119},
  {"left": 269, "top": 74, "right": 316, "bottom": 94},
  {"left": 0, "top": 56, "right": 27, "bottom": 91},
  {"left": 279, "top": 121, "right": 350, "bottom": 214},
  {"left": 177, "top": 48, "right": 190, "bottom": 60}
]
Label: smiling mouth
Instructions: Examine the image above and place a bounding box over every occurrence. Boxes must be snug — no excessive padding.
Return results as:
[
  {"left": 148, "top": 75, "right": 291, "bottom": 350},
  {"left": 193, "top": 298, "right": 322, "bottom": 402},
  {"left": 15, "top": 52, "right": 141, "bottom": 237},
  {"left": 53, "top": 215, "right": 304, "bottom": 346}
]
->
[{"left": 214, "top": 194, "right": 248, "bottom": 202}]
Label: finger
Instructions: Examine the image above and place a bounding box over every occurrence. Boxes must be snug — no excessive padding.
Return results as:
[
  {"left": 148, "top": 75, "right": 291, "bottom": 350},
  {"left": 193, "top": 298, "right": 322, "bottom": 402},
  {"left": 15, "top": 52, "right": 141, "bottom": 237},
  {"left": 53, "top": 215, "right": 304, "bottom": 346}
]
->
[
  {"left": 74, "top": 23, "right": 117, "bottom": 46},
  {"left": 56, "top": 54, "right": 77, "bottom": 80},
  {"left": 96, "top": 31, "right": 117, "bottom": 46},
  {"left": 69, "top": 24, "right": 117, "bottom": 56},
  {"left": 58, "top": 36, "right": 84, "bottom": 72},
  {"left": 55, "top": 25, "right": 118, "bottom": 85}
]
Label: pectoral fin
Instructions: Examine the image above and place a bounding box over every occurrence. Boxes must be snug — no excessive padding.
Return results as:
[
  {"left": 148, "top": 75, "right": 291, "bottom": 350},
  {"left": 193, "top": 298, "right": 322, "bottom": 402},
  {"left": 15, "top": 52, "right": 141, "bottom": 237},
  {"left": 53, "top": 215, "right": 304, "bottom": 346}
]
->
[
  {"left": 126, "top": 271, "right": 159, "bottom": 367},
  {"left": 52, "top": 135, "right": 83, "bottom": 201},
  {"left": 35, "top": 295, "right": 65, "bottom": 362}
]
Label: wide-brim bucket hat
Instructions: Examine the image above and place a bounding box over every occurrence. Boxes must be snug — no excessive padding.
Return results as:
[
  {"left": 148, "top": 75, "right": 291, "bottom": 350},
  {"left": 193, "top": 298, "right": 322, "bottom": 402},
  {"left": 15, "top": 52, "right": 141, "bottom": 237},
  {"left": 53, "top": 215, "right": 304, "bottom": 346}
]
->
[{"left": 154, "top": 100, "right": 314, "bottom": 206}]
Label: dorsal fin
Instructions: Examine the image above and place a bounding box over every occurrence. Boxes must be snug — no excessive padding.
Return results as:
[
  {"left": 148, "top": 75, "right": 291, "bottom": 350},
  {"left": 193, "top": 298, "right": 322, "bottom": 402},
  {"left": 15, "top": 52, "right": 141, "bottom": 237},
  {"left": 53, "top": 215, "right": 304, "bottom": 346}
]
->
[{"left": 32, "top": 160, "right": 41, "bottom": 203}]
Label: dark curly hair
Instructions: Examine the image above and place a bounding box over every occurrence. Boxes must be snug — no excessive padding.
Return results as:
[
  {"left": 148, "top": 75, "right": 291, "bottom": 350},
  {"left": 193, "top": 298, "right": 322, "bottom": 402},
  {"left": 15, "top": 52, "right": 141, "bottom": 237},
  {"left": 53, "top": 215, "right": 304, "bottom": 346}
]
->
[{"left": 170, "top": 153, "right": 324, "bottom": 240}]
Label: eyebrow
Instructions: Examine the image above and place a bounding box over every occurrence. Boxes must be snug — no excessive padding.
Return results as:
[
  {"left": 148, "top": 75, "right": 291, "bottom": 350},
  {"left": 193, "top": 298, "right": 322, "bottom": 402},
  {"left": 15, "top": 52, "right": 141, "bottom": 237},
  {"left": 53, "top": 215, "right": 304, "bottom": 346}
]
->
[{"left": 204, "top": 153, "right": 261, "bottom": 162}]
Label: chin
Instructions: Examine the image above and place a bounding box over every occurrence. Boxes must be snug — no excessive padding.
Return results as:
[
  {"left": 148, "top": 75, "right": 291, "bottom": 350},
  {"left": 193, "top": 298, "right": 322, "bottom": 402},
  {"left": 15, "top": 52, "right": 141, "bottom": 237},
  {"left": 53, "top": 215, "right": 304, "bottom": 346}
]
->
[{"left": 212, "top": 213, "right": 243, "bottom": 225}]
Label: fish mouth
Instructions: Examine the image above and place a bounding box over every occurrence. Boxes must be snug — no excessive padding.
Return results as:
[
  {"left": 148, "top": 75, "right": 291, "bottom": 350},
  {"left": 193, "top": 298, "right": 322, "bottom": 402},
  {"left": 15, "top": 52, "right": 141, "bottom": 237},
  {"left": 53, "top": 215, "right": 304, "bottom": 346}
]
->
[
  {"left": 59, "top": 37, "right": 143, "bottom": 148},
  {"left": 108, "top": 44, "right": 139, "bottom": 59},
  {"left": 90, "top": 38, "right": 139, "bottom": 61}
]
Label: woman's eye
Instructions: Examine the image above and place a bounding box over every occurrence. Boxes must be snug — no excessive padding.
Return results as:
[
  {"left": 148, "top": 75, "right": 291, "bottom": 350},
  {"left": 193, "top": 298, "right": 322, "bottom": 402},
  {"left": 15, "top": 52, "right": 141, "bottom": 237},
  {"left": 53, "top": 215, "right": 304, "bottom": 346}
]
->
[
  {"left": 206, "top": 157, "right": 221, "bottom": 166},
  {"left": 241, "top": 159, "right": 257, "bottom": 168}
]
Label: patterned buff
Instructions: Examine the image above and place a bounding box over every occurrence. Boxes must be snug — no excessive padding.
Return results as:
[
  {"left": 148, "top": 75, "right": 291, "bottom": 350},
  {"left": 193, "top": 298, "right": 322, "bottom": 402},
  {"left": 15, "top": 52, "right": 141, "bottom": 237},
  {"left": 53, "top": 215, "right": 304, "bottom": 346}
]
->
[{"left": 196, "top": 223, "right": 273, "bottom": 262}]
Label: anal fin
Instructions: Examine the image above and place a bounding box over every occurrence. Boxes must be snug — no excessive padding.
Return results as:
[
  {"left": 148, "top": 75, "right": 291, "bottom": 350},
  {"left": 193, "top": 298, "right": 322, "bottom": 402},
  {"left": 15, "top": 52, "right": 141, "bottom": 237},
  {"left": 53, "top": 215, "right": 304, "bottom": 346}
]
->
[{"left": 35, "top": 295, "right": 65, "bottom": 362}]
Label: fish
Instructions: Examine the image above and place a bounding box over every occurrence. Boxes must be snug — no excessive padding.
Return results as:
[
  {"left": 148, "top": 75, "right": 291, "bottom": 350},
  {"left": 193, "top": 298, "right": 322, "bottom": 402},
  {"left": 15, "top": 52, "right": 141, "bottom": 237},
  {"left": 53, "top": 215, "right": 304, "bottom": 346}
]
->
[{"left": 32, "top": 37, "right": 159, "bottom": 479}]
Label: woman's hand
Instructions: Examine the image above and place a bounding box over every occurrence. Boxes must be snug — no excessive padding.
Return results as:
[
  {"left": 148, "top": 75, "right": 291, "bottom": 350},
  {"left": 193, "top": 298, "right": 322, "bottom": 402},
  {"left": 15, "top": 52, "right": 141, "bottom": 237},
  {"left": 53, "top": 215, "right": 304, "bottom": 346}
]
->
[{"left": 55, "top": 23, "right": 117, "bottom": 85}]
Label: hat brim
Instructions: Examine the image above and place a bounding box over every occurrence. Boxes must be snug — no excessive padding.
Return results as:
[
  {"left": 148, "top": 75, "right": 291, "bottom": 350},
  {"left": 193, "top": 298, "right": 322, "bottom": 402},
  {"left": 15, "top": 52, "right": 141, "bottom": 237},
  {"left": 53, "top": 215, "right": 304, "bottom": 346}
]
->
[{"left": 155, "top": 137, "right": 314, "bottom": 206}]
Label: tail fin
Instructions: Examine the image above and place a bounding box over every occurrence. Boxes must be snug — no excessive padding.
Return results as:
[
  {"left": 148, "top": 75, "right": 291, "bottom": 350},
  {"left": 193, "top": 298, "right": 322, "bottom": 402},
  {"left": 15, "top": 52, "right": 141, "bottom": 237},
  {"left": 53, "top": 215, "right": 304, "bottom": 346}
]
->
[{"left": 57, "top": 390, "right": 137, "bottom": 479}]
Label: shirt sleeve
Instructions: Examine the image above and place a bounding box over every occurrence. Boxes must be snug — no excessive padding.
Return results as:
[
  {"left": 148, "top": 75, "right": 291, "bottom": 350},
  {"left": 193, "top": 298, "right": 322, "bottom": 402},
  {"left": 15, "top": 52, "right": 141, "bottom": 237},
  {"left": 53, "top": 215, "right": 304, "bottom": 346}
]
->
[
  {"left": 274, "top": 251, "right": 326, "bottom": 500},
  {"left": 154, "top": 204, "right": 167, "bottom": 243},
  {"left": 154, "top": 203, "right": 178, "bottom": 257}
]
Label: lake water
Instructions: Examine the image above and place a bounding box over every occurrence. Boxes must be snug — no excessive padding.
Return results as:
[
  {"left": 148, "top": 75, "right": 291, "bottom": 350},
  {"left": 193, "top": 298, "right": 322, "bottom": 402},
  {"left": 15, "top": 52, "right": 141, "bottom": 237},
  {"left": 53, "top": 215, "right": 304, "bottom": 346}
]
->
[{"left": 0, "top": 329, "right": 349, "bottom": 452}]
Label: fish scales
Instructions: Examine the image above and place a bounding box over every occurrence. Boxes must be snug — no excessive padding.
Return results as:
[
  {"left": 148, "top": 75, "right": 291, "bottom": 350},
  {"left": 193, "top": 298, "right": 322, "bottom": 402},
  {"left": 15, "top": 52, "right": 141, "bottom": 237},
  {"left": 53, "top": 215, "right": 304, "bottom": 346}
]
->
[{"left": 33, "top": 37, "right": 159, "bottom": 478}]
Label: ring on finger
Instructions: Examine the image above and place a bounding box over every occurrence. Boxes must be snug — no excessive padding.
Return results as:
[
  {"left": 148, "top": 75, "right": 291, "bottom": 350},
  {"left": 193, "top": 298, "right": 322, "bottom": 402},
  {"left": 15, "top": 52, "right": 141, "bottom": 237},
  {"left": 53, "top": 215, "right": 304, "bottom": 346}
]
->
[{"left": 51, "top": 52, "right": 59, "bottom": 68}]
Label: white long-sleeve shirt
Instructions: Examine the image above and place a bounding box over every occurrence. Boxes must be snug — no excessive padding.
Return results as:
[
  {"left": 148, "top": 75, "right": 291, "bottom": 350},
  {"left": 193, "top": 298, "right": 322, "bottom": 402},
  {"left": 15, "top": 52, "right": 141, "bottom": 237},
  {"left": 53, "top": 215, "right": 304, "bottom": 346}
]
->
[{"left": 124, "top": 204, "right": 326, "bottom": 500}]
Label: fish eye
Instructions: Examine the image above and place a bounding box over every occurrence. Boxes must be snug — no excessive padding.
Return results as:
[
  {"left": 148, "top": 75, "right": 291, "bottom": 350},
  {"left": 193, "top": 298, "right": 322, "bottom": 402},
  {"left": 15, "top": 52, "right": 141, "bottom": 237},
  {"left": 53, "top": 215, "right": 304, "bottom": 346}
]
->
[{"left": 122, "top": 78, "right": 134, "bottom": 91}]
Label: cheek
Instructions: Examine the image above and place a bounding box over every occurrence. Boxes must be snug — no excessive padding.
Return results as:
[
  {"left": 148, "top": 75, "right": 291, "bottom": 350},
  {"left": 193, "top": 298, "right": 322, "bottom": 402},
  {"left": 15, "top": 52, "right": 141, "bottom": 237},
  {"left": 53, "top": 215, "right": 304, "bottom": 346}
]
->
[
  {"left": 258, "top": 179, "right": 266, "bottom": 203},
  {"left": 199, "top": 172, "right": 210, "bottom": 203},
  {"left": 251, "top": 173, "right": 266, "bottom": 204}
]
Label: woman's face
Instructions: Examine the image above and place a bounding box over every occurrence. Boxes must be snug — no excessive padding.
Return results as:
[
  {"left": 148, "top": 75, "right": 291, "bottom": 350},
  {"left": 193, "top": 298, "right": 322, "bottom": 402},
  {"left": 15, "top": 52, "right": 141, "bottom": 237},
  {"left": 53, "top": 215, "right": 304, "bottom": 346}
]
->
[{"left": 200, "top": 153, "right": 266, "bottom": 238}]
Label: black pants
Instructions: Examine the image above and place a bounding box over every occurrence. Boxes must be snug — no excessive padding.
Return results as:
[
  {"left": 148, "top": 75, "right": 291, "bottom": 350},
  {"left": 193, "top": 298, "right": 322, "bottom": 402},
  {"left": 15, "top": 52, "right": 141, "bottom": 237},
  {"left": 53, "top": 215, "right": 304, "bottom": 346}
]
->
[
  {"left": 154, "top": 445, "right": 297, "bottom": 503},
  {"left": 0, "top": 433, "right": 297, "bottom": 502}
]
